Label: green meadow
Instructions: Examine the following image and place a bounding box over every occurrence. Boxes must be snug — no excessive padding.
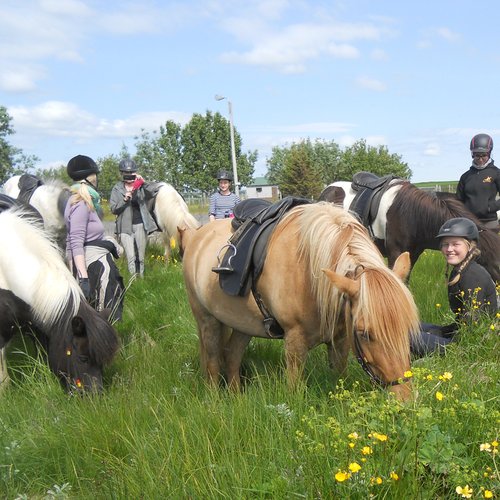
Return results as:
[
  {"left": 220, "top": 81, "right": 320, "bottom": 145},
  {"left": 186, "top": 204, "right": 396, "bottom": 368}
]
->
[{"left": 0, "top": 244, "right": 498, "bottom": 499}]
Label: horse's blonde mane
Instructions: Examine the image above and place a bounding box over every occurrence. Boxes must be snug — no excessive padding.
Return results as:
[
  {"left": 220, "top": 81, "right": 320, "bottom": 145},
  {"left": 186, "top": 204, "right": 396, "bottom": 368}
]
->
[
  {"left": 154, "top": 183, "right": 201, "bottom": 240},
  {"left": 0, "top": 208, "right": 80, "bottom": 325},
  {"left": 277, "top": 202, "right": 419, "bottom": 362}
]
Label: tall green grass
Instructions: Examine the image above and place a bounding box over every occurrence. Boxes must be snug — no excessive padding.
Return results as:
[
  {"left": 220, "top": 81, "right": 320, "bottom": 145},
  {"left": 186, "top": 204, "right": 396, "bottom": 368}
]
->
[{"left": 0, "top": 246, "right": 498, "bottom": 499}]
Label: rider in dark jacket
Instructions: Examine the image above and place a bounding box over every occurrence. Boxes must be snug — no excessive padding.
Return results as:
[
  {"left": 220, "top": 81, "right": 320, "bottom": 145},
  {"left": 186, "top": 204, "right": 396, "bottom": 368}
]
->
[
  {"left": 411, "top": 217, "right": 498, "bottom": 357},
  {"left": 456, "top": 133, "right": 500, "bottom": 230}
]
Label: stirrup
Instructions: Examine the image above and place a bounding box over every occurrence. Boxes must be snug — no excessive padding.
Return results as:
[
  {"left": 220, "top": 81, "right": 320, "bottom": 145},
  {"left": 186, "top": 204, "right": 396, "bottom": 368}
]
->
[{"left": 212, "top": 243, "right": 237, "bottom": 274}]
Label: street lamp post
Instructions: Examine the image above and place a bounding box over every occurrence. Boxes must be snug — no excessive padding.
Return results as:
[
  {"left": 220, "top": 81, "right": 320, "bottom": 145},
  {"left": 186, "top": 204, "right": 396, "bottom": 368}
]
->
[{"left": 215, "top": 94, "right": 240, "bottom": 197}]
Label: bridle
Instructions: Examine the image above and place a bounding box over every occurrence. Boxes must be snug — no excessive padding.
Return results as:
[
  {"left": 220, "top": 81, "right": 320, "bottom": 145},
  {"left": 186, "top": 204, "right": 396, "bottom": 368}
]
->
[{"left": 352, "top": 329, "right": 410, "bottom": 388}]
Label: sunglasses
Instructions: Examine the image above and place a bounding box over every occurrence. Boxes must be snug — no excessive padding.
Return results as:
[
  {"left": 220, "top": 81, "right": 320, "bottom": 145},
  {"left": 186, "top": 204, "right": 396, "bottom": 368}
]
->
[{"left": 473, "top": 153, "right": 489, "bottom": 158}]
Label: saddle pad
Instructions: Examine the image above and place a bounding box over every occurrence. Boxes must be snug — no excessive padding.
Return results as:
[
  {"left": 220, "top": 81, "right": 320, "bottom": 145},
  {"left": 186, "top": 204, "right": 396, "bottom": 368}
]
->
[{"left": 218, "top": 196, "right": 312, "bottom": 297}]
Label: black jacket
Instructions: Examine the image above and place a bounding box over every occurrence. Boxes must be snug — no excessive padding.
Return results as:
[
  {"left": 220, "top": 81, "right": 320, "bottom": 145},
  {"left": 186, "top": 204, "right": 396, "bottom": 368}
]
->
[
  {"left": 456, "top": 162, "right": 500, "bottom": 223},
  {"left": 448, "top": 260, "right": 498, "bottom": 321}
]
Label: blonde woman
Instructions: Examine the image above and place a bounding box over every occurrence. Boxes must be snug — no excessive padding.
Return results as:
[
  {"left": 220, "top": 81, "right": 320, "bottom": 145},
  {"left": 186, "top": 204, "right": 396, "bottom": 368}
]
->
[
  {"left": 64, "top": 155, "right": 124, "bottom": 321},
  {"left": 412, "top": 217, "right": 498, "bottom": 357}
]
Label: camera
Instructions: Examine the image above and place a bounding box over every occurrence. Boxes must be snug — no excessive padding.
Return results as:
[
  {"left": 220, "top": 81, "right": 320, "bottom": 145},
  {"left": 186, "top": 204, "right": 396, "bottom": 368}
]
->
[{"left": 123, "top": 174, "right": 136, "bottom": 181}]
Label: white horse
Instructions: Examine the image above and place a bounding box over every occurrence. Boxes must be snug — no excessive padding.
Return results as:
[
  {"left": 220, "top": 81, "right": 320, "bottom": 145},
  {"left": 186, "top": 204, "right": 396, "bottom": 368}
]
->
[
  {"left": 152, "top": 183, "right": 201, "bottom": 262},
  {"left": 3, "top": 175, "right": 70, "bottom": 246},
  {"left": 0, "top": 205, "right": 119, "bottom": 392}
]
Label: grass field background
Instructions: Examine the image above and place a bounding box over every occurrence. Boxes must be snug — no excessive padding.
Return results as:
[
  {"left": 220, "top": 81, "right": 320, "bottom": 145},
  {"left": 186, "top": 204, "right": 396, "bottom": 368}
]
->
[{"left": 0, "top": 240, "right": 498, "bottom": 499}]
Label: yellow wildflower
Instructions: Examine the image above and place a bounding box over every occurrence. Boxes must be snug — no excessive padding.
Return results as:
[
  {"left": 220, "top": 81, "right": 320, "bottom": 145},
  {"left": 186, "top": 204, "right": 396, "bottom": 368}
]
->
[
  {"left": 361, "top": 446, "right": 373, "bottom": 455},
  {"left": 403, "top": 370, "right": 413, "bottom": 378},
  {"left": 348, "top": 462, "right": 362, "bottom": 473},
  {"left": 335, "top": 471, "right": 350, "bottom": 482},
  {"left": 492, "top": 441, "right": 498, "bottom": 448},
  {"left": 480, "top": 443, "right": 492, "bottom": 452},
  {"left": 441, "top": 371, "right": 453, "bottom": 380},
  {"left": 390, "top": 471, "right": 399, "bottom": 481},
  {"left": 372, "top": 432, "right": 388, "bottom": 442},
  {"left": 483, "top": 490, "right": 493, "bottom": 498},
  {"left": 426, "top": 374, "right": 434, "bottom": 381},
  {"left": 436, "top": 303, "right": 441, "bottom": 308},
  {"left": 170, "top": 236, "right": 176, "bottom": 250},
  {"left": 348, "top": 442, "right": 355, "bottom": 448},
  {"left": 435, "top": 391, "right": 444, "bottom": 401},
  {"left": 370, "top": 477, "right": 383, "bottom": 485},
  {"left": 456, "top": 485, "right": 473, "bottom": 498}
]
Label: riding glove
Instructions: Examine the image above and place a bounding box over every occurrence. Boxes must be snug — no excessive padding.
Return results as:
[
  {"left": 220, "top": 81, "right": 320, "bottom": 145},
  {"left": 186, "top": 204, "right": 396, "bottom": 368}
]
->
[{"left": 79, "top": 277, "right": 91, "bottom": 301}]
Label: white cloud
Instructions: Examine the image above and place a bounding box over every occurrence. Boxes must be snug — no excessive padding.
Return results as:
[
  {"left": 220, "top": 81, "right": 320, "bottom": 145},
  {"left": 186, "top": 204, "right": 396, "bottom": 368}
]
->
[
  {"left": 9, "top": 101, "right": 191, "bottom": 139},
  {"left": 424, "top": 143, "right": 440, "bottom": 156},
  {"left": 370, "top": 48, "right": 388, "bottom": 61},
  {"left": 0, "top": 65, "right": 45, "bottom": 93},
  {"left": 436, "top": 27, "right": 460, "bottom": 43},
  {"left": 220, "top": 20, "right": 389, "bottom": 72},
  {"left": 355, "top": 76, "right": 387, "bottom": 91}
]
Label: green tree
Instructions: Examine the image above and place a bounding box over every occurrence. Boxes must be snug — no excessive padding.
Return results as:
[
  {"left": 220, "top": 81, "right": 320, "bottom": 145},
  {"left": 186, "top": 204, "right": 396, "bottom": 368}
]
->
[
  {"left": 134, "top": 120, "right": 182, "bottom": 187},
  {"left": 279, "top": 142, "right": 324, "bottom": 199},
  {"left": 0, "top": 106, "right": 39, "bottom": 183},
  {"left": 266, "top": 137, "right": 411, "bottom": 195},
  {"left": 267, "top": 138, "right": 341, "bottom": 187},
  {"left": 336, "top": 139, "right": 411, "bottom": 180}
]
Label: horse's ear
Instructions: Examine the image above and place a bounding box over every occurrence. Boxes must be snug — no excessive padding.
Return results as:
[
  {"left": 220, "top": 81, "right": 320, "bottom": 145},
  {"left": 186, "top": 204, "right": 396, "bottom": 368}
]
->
[
  {"left": 322, "top": 268, "right": 359, "bottom": 297},
  {"left": 71, "top": 317, "right": 88, "bottom": 338},
  {"left": 392, "top": 252, "right": 411, "bottom": 281}
]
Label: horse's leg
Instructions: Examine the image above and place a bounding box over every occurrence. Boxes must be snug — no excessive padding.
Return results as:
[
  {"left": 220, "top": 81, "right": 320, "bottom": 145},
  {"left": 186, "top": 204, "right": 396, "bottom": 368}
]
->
[
  {"left": 0, "top": 347, "right": 10, "bottom": 392},
  {"left": 284, "top": 327, "right": 310, "bottom": 389},
  {"left": 196, "top": 313, "right": 225, "bottom": 387},
  {"left": 223, "top": 330, "right": 251, "bottom": 391}
]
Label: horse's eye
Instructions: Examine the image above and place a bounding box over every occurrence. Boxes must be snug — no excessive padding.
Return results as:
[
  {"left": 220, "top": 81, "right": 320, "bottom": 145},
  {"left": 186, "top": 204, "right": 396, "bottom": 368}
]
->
[{"left": 358, "top": 330, "right": 370, "bottom": 341}]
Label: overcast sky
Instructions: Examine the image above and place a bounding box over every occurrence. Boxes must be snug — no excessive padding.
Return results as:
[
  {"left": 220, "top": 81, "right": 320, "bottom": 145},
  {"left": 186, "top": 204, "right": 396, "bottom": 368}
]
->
[{"left": 1, "top": 0, "right": 499, "bottom": 183}]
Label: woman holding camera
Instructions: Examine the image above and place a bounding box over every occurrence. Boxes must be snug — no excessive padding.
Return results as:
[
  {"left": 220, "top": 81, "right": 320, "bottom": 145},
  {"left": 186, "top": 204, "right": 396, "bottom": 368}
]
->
[{"left": 109, "top": 159, "right": 158, "bottom": 277}]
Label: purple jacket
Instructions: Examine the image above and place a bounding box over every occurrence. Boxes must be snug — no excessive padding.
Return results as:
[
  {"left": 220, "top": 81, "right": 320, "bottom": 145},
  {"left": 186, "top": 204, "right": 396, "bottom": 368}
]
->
[{"left": 64, "top": 200, "right": 105, "bottom": 258}]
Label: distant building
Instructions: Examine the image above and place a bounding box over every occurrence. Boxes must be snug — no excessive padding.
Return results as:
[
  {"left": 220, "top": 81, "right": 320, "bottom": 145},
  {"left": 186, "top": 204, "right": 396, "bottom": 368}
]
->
[{"left": 246, "top": 177, "right": 281, "bottom": 201}]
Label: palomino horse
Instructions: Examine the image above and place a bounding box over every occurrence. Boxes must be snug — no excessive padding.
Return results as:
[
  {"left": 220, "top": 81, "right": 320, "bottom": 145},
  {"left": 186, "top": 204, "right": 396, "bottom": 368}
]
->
[
  {"left": 3, "top": 174, "right": 70, "bottom": 247},
  {"left": 319, "top": 178, "right": 500, "bottom": 282},
  {"left": 0, "top": 202, "right": 119, "bottom": 392},
  {"left": 152, "top": 183, "right": 201, "bottom": 262},
  {"left": 181, "top": 202, "right": 420, "bottom": 400}
]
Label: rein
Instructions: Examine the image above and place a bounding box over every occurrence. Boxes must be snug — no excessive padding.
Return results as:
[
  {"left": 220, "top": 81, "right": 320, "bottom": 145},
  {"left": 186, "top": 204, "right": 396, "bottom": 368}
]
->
[
  {"left": 352, "top": 329, "right": 410, "bottom": 388},
  {"left": 344, "top": 289, "right": 410, "bottom": 388}
]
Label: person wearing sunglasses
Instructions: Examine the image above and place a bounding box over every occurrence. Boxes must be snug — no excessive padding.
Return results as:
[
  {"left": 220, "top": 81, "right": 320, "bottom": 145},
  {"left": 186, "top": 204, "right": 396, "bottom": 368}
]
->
[{"left": 456, "top": 133, "right": 500, "bottom": 231}]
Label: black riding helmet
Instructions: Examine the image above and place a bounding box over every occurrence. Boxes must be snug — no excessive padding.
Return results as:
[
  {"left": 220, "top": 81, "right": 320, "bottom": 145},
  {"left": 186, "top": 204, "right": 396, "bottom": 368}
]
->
[
  {"left": 216, "top": 170, "right": 233, "bottom": 181},
  {"left": 436, "top": 217, "right": 479, "bottom": 242},
  {"left": 470, "top": 133, "right": 493, "bottom": 154},
  {"left": 119, "top": 158, "right": 138, "bottom": 173},
  {"left": 67, "top": 155, "right": 99, "bottom": 181}
]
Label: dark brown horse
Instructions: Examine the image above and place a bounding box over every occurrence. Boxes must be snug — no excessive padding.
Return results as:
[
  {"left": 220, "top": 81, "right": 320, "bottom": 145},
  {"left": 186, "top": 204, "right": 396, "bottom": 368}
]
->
[{"left": 319, "top": 179, "right": 500, "bottom": 282}]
